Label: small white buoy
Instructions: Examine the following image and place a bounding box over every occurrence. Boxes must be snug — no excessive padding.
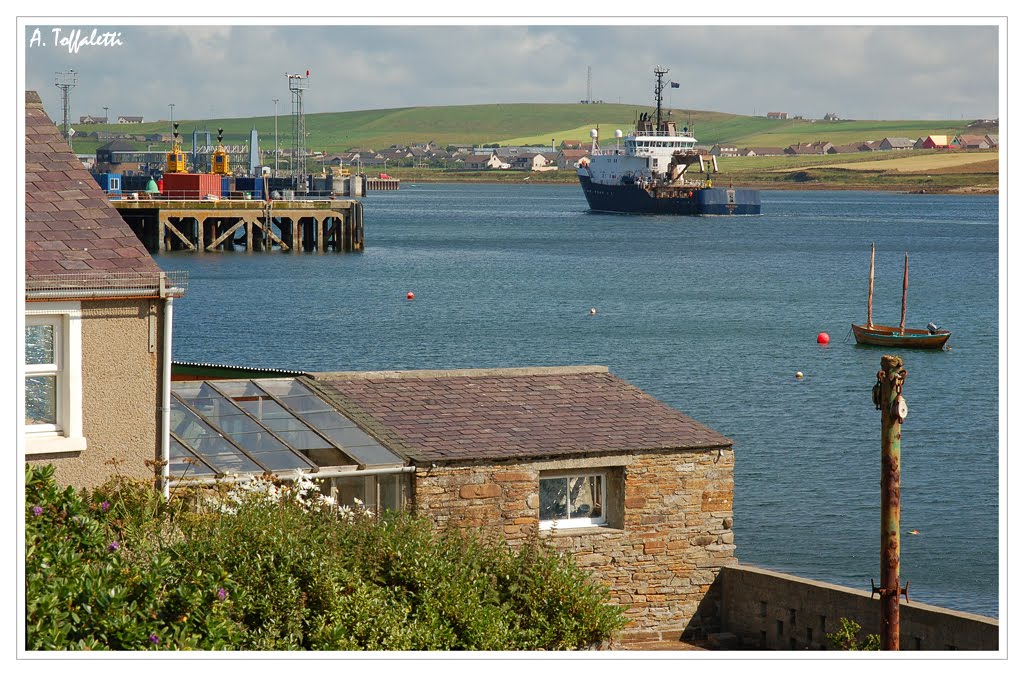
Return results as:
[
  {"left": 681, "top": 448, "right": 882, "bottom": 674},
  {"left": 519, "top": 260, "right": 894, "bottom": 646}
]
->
[
  {"left": 589, "top": 307, "right": 597, "bottom": 315},
  {"left": 795, "top": 371, "right": 804, "bottom": 379}
]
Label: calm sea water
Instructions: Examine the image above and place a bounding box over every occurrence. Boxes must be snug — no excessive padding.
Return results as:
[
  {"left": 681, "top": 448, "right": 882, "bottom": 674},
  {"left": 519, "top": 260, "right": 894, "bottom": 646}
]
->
[{"left": 158, "top": 184, "right": 1000, "bottom": 618}]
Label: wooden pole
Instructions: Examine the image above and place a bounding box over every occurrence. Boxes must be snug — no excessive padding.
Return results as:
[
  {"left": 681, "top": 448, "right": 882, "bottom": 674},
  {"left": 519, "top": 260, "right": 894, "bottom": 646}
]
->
[
  {"left": 877, "top": 355, "right": 906, "bottom": 651},
  {"left": 867, "top": 243, "right": 876, "bottom": 327},
  {"left": 900, "top": 252, "right": 909, "bottom": 334}
]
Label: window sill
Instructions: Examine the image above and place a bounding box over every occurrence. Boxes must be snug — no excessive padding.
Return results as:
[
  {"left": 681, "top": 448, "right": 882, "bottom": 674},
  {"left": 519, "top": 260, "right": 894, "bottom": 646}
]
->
[
  {"left": 25, "top": 435, "right": 88, "bottom": 455},
  {"left": 539, "top": 524, "right": 623, "bottom": 537}
]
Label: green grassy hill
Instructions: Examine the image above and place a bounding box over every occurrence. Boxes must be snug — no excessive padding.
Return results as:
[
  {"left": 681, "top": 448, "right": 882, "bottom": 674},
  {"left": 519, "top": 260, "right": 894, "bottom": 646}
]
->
[{"left": 70, "top": 103, "right": 992, "bottom": 155}]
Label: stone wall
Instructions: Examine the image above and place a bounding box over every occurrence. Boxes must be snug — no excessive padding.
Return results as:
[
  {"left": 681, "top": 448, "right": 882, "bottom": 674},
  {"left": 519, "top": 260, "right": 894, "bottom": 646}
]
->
[
  {"left": 414, "top": 447, "right": 736, "bottom": 641},
  {"left": 719, "top": 564, "right": 999, "bottom": 651}
]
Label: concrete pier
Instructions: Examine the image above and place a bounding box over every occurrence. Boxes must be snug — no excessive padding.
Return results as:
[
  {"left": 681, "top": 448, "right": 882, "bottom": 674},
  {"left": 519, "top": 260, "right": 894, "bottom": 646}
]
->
[{"left": 113, "top": 198, "right": 363, "bottom": 254}]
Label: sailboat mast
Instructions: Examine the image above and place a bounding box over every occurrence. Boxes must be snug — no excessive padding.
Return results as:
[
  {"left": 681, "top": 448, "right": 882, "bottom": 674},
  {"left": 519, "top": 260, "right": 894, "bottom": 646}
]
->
[
  {"left": 900, "top": 252, "right": 908, "bottom": 334},
  {"left": 867, "top": 243, "right": 876, "bottom": 327}
]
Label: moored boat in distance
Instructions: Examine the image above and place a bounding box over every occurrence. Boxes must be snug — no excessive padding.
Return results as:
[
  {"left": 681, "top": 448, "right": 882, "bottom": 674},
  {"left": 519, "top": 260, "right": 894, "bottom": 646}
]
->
[
  {"left": 851, "top": 243, "right": 951, "bottom": 349},
  {"left": 576, "top": 66, "right": 760, "bottom": 215}
]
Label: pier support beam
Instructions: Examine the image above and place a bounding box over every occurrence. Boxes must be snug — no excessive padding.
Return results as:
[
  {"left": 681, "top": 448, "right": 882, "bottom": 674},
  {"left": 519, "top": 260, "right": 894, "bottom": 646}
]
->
[{"left": 114, "top": 199, "right": 361, "bottom": 254}]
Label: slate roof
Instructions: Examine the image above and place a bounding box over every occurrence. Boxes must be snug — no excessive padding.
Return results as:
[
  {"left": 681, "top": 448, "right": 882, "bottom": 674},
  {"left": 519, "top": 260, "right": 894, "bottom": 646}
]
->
[
  {"left": 24, "top": 91, "right": 161, "bottom": 282},
  {"left": 307, "top": 366, "right": 732, "bottom": 465}
]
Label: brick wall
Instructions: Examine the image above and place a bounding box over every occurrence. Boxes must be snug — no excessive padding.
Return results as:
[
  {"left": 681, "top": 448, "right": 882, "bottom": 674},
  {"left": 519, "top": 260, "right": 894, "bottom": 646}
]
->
[{"left": 414, "top": 447, "right": 736, "bottom": 641}]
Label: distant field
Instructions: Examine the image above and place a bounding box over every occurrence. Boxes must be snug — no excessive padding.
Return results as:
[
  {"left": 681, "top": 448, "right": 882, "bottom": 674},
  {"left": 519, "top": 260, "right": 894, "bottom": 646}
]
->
[
  {"left": 730, "top": 119, "right": 970, "bottom": 147},
  {"left": 799, "top": 151, "right": 999, "bottom": 173},
  {"left": 67, "top": 102, "right": 993, "bottom": 156}
]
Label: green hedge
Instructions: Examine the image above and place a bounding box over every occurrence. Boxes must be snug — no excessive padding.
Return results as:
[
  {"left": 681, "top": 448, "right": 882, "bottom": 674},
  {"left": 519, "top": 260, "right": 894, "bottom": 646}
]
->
[{"left": 25, "top": 465, "right": 625, "bottom": 651}]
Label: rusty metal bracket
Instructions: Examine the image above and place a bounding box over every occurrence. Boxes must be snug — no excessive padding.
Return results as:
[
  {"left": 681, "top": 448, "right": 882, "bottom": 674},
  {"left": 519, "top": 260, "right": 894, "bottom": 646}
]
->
[{"left": 870, "top": 578, "right": 909, "bottom": 602}]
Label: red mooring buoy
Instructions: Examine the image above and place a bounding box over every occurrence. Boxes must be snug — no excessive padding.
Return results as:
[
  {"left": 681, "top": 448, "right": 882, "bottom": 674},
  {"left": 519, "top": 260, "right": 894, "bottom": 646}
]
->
[
  {"left": 407, "top": 291, "right": 415, "bottom": 300},
  {"left": 817, "top": 332, "right": 830, "bottom": 345}
]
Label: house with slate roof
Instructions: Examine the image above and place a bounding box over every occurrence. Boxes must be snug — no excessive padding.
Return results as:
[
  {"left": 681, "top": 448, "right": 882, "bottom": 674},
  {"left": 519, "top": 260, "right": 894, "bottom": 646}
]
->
[
  {"left": 23, "top": 90, "right": 186, "bottom": 490},
  {"left": 304, "top": 366, "right": 736, "bottom": 640},
  {"left": 954, "top": 134, "right": 992, "bottom": 150},
  {"left": 879, "top": 137, "right": 915, "bottom": 151}
]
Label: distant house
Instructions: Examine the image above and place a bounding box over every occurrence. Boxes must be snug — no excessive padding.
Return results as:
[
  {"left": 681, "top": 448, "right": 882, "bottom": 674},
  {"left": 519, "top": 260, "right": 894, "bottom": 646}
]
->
[
  {"left": 78, "top": 115, "right": 107, "bottom": 125},
  {"left": 955, "top": 134, "right": 991, "bottom": 150},
  {"left": 117, "top": 115, "right": 144, "bottom": 124},
  {"left": 509, "top": 154, "right": 549, "bottom": 171},
  {"left": 710, "top": 144, "right": 739, "bottom": 157},
  {"left": 878, "top": 137, "right": 915, "bottom": 151},
  {"left": 24, "top": 90, "right": 184, "bottom": 489},
  {"left": 921, "top": 135, "right": 953, "bottom": 149},
  {"left": 556, "top": 149, "right": 590, "bottom": 169},
  {"left": 560, "top": 140, "right": 584, "bottom": 150},
  {"left": 831, "top": 143, "right": 868, "bottom": 154},
  {"left": 823, "top": 112, "right": 840, "bottom": 121},
  {"left": 785, "top": 141, "right": 834, "bottom": 155},
  {"left": 984, "top": 134, "right": 999, "bottom": 148},
  {"left": 739, "top": 147, "right": 786, "bottom": 157},
  {"left": 427, "top": 149, "right": 452, "bottom": 163},
  {"left": 766, "top": 112, "right": 788, "bottom": 120},
  {"left": 463, "top": 152, "right": 505, "bottom": 170}
]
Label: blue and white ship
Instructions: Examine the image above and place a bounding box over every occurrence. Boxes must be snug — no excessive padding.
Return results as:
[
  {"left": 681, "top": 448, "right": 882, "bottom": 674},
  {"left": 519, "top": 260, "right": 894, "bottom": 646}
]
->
[{"left": 577, "top": 67, "right": 760, "bottom": 215}]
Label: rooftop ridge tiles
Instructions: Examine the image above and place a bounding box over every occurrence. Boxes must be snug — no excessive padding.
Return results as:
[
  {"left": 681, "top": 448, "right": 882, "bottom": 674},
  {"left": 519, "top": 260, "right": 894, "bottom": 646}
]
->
[{"left": 309, "top": 365, "right": 609, "bottom": 380}]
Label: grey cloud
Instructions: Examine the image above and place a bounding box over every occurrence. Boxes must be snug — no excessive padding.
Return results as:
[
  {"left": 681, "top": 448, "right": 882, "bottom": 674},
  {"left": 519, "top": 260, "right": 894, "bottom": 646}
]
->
[{"left": 24, "top": 23, "right": 998, "bottom": 124}]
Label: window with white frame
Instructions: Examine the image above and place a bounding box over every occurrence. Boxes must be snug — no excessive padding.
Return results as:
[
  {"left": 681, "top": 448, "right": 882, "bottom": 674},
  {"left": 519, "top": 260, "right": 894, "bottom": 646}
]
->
[
  {"left": 24, "top": 302, "right": 85, "bottom": 454},
  {"left": 539, "top": 471, "right": 606, "bottom": 530}
]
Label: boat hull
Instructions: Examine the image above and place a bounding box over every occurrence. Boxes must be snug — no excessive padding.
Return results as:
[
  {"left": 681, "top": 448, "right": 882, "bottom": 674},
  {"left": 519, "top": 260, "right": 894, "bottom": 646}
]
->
[
  {"left": 578, "top": 174, "right": 761, "bottom": 215},
  {"left": 851, "top": 323, "right": 951, "bottom": 349}
]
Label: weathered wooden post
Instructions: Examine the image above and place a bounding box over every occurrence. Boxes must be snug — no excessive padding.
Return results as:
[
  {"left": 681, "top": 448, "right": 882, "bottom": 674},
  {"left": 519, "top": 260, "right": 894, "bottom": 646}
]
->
[{"left": 873, "top": 355, "right": 908, "bottom": 650}]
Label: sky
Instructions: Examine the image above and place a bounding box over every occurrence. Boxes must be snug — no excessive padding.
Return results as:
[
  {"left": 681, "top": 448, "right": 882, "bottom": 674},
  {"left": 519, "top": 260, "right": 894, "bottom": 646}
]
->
[{"left": 19, "top": 20, "right": 1002, "bottom": 127}]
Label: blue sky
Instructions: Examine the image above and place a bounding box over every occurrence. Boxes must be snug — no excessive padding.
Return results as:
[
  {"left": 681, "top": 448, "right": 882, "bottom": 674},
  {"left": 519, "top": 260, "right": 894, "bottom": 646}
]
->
[{"left": 20, "top": 21, "right": 1001, "bottom": 125}]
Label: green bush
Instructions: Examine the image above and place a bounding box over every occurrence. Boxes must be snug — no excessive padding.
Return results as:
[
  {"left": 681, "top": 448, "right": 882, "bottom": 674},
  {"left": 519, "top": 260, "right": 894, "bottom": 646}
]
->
[
  {"left": 826, "top": 617, "right": 881, "bottom": 651},
  {"left": 25, "top": 465, "right": 626, "bottom": 651}
]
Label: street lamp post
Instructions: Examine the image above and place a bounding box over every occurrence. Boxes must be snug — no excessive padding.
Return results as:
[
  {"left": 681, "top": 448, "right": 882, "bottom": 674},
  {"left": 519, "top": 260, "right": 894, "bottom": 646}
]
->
[
  {"left": 103, "top": 106, "right": 109, "bottom": 124},
  {"left": 168, "top": 103, "right": 175, "bottom": 138},
  {"left": 272, "top": 98, "right": 279, "bottom": 177}
]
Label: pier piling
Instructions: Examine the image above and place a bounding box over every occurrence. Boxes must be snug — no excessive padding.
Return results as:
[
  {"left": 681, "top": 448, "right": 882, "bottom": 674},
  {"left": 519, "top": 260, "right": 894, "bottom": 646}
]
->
[{"left": 114, "top": 197, "right": 363, "bottom": 254}]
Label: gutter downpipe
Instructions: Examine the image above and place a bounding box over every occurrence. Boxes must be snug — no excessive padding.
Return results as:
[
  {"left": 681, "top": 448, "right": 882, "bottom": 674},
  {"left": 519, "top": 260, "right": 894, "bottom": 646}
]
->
[{"left": 160, "top": 274, "right": 174, "bottom": 500}]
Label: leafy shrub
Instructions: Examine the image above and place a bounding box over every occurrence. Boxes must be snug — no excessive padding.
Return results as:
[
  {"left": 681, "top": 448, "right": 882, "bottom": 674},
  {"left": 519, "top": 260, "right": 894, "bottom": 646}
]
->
[
  {"left": 826, "top": 617, "right": 881, "bottom": 651},
  {"left": 25, "top": 465, "right": 625, "bottom": 651}
]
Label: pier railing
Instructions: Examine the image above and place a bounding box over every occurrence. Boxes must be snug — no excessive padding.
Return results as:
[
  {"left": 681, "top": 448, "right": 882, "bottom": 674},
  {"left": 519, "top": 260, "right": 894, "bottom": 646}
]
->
[{"left": 101, "top": 190, "right": 347, "bottom": 203}]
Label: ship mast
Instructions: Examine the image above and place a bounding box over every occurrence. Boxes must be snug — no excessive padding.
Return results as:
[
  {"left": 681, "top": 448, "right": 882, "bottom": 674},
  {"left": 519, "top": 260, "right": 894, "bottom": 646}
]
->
[{"left": 654, "top": 66, "right": 668, "bottom": 130}]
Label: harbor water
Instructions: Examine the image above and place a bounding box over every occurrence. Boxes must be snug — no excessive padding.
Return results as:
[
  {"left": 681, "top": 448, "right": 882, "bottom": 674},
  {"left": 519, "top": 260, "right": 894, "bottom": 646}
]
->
[{"left": 159, "top": 184, "right": 1000, "bottom": 618}]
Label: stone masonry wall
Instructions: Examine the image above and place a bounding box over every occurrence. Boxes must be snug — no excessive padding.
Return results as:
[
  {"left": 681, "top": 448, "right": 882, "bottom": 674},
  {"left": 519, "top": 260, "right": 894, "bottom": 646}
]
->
[{"left": 414, "top": 448, "right": 736, "bottom": 642}]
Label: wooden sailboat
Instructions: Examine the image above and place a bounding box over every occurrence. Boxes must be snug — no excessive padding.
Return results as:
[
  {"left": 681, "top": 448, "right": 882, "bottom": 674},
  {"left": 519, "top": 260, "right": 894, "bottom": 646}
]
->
[{"left": 851, "top": 243, "right": 951, "bottom": 349}]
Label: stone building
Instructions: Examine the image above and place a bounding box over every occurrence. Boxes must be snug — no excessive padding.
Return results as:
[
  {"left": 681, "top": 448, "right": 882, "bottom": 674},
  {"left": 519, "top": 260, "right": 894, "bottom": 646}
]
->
[
  {"left": 306, "top": 366, "right": 737, "bottom": 641},
  {"left": 166, "top": 365, "right": 736, "bottom": 641}
]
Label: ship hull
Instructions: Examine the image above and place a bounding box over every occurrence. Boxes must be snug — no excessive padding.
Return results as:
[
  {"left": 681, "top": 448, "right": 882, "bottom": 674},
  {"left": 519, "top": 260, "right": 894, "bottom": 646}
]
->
[
  {"left": 851, "top": 323, "right": 951, "bottom": 349},
  {"left": 578, "top": 175, "right": 761, "bottom": 215}
]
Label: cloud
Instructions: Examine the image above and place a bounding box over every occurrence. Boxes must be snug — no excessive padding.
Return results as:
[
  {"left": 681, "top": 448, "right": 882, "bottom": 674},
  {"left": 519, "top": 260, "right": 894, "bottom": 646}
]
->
[{"left": 23, "top": 23, "right": 999, "bottom": 123}]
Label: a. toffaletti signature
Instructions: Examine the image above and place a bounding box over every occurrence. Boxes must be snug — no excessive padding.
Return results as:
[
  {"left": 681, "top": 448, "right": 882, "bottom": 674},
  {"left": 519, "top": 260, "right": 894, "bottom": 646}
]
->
[{"left": 28, "top": 27, "right": 124, "bottom": 54}]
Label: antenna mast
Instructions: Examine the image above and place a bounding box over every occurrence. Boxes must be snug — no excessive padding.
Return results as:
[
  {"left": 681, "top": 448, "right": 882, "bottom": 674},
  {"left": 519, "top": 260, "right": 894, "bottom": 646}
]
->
[
  {"left": 654, "top": 66, "right": 668, "bottom": 130},
  {"left": 587, "top": 66, "right": 593, "bottom": 104},
  {"left": 54, "top": 69, "right": 77, "bottom": 150},
  {"left": 288, "top": 71, "right": 310, "bottom": 191}
]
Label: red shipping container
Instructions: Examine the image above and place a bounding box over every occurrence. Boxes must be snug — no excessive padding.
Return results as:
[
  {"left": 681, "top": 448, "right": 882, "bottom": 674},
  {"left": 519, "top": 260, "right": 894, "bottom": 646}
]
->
[{"left": 161, "top": 173, "right": 222, "bottom": 200}]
